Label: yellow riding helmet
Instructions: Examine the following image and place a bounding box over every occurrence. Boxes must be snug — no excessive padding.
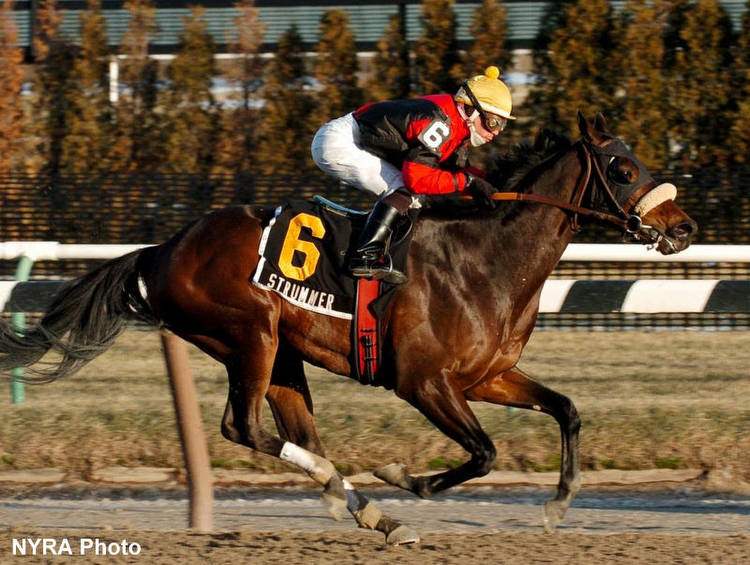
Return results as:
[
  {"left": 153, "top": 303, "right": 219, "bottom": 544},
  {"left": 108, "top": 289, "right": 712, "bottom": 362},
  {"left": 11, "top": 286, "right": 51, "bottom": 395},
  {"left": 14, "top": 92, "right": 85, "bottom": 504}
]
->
[{"left": 455, "top": 66, "right": 516, "bottom": 120}]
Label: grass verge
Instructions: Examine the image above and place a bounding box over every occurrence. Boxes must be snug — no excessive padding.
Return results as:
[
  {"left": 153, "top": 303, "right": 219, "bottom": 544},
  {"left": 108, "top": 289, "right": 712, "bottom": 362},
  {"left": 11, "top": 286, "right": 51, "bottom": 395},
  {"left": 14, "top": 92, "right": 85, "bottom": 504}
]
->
[{"left": 1, "top": 330, "right": 747, "bottom": 482}]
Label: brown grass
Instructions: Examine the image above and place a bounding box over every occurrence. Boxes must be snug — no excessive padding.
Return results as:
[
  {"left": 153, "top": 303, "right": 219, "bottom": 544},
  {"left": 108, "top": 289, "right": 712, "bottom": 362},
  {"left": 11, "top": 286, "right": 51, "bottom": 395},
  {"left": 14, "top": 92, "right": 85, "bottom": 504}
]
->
[{"left": 1, "top": 329, "right": 748, "bottom": 481}]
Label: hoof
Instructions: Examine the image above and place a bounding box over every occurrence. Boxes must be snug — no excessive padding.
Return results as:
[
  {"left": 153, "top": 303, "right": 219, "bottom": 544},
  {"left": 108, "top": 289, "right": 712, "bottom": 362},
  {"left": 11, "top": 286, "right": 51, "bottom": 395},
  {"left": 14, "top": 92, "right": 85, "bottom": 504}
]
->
[
  {"left": 321, "top": 492, "right": 347, "bottom": 521},
  {"left": 374, "top": 463, "right": 411, "bottom": 490},
  {"left": 386, "top": 525, "right": 420, "bottom": 545},
  {"left": 542, "top": 499, "right": 565, "bottom": 533}
]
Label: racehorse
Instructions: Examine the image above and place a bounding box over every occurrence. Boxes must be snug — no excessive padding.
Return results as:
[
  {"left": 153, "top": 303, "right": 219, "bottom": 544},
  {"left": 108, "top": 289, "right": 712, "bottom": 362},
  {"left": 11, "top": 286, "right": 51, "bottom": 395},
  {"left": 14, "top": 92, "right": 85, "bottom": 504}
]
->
[{"left": 0, "top": 112, "right": 696, "bottom": 544}]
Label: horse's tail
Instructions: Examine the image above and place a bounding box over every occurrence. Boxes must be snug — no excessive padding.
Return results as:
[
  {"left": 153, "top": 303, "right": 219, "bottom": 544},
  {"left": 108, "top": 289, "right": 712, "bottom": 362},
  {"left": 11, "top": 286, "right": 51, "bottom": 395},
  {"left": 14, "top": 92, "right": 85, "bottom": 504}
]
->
[{"left": 0, "top": 248, "right": 160, "bottom": 383}]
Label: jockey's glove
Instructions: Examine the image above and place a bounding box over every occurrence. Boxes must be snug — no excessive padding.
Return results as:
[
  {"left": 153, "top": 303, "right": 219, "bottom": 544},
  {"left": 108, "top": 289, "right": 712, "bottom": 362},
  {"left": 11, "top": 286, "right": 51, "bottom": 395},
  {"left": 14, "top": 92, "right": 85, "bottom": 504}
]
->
[{"left": 467, "top": 174, "right": 498, "bottom": 209}]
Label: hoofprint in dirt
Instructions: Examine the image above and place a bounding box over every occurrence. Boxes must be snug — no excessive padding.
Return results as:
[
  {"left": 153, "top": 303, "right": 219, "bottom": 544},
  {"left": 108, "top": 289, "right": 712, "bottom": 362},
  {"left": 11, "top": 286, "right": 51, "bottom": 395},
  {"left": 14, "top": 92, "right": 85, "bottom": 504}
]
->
[
  {"left": 1, "top": 485, "right": 748, "bottom": 534},
  {"left": 1, "top": 528, "right": 747, "bottom": 565}
]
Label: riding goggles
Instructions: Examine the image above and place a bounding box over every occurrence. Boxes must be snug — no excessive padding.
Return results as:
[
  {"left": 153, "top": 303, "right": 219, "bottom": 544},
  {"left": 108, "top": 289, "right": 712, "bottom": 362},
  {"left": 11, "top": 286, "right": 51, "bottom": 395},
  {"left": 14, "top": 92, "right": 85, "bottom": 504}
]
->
[{"left": 483, "top": 115, "right": 508, "bottom": 132}]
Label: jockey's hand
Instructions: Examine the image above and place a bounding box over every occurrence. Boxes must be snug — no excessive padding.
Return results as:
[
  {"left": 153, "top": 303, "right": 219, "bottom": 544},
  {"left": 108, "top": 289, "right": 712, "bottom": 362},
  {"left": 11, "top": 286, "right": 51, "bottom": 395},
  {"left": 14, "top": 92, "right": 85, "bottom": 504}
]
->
[{"left": 467, "top": 174, "right": 498, "bottom": 209}]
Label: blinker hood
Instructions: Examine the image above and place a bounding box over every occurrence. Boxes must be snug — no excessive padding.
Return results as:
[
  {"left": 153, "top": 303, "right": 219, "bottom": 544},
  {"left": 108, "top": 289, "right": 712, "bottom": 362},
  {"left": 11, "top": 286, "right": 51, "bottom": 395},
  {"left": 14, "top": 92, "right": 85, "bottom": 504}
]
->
[{"left": 588, "top": 140, "right": 656, "bottom": 213}]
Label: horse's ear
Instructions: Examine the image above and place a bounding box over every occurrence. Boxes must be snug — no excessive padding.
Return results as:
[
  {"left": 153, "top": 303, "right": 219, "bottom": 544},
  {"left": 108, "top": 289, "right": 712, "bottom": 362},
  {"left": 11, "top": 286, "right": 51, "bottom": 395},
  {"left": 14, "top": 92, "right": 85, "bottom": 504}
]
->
[
  {"left": 578, "top": 110, "right": 608, "bottom": 144},
  {"left": 594, "top": 112, "right": 610, "bottom": 134},
  {"left": 577, "top": 110, "right": 592, "bottom": 140}
]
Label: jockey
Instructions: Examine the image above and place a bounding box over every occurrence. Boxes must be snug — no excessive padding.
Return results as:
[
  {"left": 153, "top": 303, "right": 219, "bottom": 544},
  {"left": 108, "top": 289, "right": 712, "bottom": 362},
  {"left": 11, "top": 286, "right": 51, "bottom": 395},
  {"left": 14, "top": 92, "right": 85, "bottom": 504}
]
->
[{"left": 311, "top": 66, "right": 515, "bottom": 284}]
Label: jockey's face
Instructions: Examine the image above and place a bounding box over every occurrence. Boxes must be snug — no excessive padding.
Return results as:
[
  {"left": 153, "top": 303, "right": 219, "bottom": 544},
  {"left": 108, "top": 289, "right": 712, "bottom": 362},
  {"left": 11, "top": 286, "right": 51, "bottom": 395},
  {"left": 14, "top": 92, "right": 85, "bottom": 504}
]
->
[{"left": 471, "top": 110, "right": 506, "bottom": 142}]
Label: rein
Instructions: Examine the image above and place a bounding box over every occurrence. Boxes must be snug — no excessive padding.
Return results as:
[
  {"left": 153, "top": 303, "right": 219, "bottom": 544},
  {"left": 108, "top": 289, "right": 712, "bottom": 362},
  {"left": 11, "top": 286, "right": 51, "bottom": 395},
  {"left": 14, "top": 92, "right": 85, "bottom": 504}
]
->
[{"left": 483, "top": 141, "right": 641, "bottom": 234}]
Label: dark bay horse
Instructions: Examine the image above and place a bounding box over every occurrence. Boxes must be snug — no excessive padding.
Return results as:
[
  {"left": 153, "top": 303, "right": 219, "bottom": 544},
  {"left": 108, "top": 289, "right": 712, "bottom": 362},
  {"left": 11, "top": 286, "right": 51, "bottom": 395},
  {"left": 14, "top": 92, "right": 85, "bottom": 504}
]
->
[{"left": 0, "top": 113, "right": 696, "bottom": 544}]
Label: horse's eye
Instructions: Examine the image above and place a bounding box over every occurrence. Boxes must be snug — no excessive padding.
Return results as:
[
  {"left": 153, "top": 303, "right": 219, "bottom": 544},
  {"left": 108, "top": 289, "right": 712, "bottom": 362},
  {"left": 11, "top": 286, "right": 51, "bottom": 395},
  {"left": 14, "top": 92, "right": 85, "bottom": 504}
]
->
[{"left": 609, "top": 157, "right": 638, "bottom": 185}]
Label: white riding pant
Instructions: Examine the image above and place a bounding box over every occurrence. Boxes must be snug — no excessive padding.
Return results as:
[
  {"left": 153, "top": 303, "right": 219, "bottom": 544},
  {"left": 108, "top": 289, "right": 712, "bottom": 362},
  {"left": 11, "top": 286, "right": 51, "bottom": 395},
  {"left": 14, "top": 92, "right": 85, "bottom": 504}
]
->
[{"left": 311, "top": 112, "right": 404, "bottom": 198}]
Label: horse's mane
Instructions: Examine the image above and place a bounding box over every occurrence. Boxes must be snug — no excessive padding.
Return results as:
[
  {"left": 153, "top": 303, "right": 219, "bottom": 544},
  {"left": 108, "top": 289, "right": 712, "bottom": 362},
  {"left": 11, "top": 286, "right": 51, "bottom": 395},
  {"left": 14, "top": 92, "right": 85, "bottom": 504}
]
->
[
  {"left": 421, "top": 129, "right": 573, "bottom": 217},
  {"left": 486, "top": 128, "right": 573, "bottom": 191}
]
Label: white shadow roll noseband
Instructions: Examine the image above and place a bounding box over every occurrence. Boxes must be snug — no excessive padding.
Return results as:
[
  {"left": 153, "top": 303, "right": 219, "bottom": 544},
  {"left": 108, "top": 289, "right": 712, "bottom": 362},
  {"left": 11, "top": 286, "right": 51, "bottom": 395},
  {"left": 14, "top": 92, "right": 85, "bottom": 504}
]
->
[{"left": 633, "top": 183, "right": 677, "bottom": 216}]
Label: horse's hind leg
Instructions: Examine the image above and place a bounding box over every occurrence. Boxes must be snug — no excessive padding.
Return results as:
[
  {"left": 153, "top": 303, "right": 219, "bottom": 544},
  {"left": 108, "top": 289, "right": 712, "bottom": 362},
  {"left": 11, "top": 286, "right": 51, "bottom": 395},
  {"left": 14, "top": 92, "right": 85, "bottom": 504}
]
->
[
  {"left": 265, "top": 340, "right": 343, "bottom": 520},
  {"left": 266, "top": 339, "right": 325, "bottom": 455},
  {"left": 465, "top": 366, "right": 581, "bottom": 532},
  {"left": 222, "top": 338, "right": 419, "bottom": 545}
]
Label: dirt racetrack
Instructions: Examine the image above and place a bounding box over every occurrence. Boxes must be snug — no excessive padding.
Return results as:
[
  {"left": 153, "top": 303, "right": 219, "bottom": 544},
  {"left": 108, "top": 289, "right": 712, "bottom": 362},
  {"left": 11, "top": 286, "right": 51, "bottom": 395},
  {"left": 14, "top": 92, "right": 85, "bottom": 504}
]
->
[
  {"left": 2, "top": 528, "right": 747, "bottom": 564},
  {"left": 3, "top": 485, "right": 749, "bottom": 564}
]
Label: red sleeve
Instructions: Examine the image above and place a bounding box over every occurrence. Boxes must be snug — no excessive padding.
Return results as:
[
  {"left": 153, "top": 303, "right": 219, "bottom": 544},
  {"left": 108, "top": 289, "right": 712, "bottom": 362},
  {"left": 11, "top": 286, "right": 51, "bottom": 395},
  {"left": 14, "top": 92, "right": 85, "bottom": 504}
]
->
[{"left": 403, "top": 160, "right": 471, "bottom": 194}]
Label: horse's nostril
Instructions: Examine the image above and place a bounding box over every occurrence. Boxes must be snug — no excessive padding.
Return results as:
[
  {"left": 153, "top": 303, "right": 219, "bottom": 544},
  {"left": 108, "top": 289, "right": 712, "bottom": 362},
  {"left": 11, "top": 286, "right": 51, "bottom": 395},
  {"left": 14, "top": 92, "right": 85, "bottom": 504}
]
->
[{"left": 671, "top": 221, "right": 696, "bottom": 240}]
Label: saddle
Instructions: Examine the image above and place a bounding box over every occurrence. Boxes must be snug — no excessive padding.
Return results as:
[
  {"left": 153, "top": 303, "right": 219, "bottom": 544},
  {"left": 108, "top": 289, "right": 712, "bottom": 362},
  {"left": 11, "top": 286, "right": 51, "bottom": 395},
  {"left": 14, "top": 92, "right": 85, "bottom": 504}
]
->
[{"left": 251, "top": 196, "right": 414, "bottom": 385}]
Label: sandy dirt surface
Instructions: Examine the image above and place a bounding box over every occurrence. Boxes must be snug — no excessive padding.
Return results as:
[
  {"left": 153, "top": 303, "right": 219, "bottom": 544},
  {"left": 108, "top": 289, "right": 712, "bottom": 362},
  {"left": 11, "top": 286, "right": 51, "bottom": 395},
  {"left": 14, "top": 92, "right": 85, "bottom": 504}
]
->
[
  {"left": 2, "top": 485, "right": 749, "bottom": 564},
  {"left": 2, "top": 528, "right": 747, "bottom": 564}
]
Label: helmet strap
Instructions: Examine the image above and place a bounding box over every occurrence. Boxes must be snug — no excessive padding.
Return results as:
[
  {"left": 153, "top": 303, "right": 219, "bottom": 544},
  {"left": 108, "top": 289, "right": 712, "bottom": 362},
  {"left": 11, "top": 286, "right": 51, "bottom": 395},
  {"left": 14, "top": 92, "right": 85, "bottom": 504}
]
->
[
  {"left": 458, "top": 100, "right": 489, "bottom": 146},
  {"left": 460, "top": 81, "right": 492, "bottom": 130},
  {"left": 466, "top": 110, "right": 488, "bottom": 147}
]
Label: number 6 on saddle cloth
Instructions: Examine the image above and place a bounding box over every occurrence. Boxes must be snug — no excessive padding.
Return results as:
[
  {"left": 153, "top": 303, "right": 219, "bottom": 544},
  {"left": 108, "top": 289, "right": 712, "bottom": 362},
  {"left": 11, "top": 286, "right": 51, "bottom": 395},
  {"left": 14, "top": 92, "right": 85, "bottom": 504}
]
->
[{"left": 251, "top": 196, "right": 415, "bottom": 385}]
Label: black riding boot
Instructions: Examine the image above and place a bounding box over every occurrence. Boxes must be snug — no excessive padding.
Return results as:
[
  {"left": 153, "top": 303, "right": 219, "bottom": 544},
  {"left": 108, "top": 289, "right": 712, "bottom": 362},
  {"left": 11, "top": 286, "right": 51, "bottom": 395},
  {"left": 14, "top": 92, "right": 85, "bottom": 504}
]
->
[{"left": 349, "top": 200, "right": 407, "bottom": 284}]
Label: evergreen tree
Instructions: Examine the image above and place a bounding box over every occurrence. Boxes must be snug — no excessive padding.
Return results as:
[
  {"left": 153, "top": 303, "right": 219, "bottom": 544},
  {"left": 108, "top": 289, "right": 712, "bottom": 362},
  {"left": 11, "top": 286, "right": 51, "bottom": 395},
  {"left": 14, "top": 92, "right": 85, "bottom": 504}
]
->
[
  {"left": 669, "top": 0, "right": 734, "bottom": 167},
  {"left": 615, "top": 0, "right": 672, "bottom": 168},
  {"left": 32, "top": 0, "right": 76, "bottom": 174},
  {"left": 531, "top": 0, "right": 618, "bottom": 137},
  {"left": 366, "top": 12, "right": 410, "bottom": 101},
  {"left": 313, "top": 9, "right": 362, "bottom": 125},
  {"left": 60, "top": 0, "right": 112, "bottom": 174},
  {"left": 464, "top": 0, "right": 510, "bottom": 78},
  {"left": 739, "top": 1, "right": 750, "bottom": 69},
  {"left": 525, "top": 0, "right": 572, "bottom": 128},
  {"left": 729, "top": 0, "right": 750, "bottom": 164},
  {"left": 0, "top": 0, "right": 24, "bottom": 174},
  {"left": 257, "top": 25, "right": 317, "bottom": 175},
  {"left": 663, "top": 0, "right": 691, "bottom": 69},
  {"left": 227, "top": 0, "right": 265, "bottom": 109},
  {"left": 164, "top": 6, "right": 220, "bottom": 173},
  {"left": 219, "top": 0, "right": 266, "bottom": 173},
  {"left": 414, "top": 0, "right": 462, "bottom": 94},
  {"left": 111, "top": 0, "right": 163, "bottom": 172}
]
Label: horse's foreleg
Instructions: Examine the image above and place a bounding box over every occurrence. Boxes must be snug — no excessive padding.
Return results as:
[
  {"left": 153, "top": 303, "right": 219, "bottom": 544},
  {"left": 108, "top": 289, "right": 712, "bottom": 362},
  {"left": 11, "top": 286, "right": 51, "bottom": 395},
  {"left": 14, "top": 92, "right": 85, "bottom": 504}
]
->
[
  {"left": 222, "top": 346, "right": 418, "bottom": 545},
  {"left": 466, "top": 366, "right": 581, "bottom": 532},
  {"left": 376, "top": 380, "right": 497, "bottom": 498}
]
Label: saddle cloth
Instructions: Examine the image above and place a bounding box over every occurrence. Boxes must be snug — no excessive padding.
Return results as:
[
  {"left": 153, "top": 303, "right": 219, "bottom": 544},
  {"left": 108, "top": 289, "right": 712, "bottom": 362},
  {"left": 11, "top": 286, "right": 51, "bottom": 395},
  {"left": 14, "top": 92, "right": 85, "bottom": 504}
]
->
[
  {"left": 253, "top": 198, "right": 361, "bottom": 319},
  {"left": 251, "top": 197, "right": 413, "bottom": 383}
]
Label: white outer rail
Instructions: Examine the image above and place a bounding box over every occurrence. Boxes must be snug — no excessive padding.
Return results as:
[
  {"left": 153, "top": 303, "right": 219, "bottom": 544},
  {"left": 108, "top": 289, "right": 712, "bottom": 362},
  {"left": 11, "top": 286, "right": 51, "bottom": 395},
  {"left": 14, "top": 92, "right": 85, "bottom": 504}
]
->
[
  {"left": 559, "top": 244, "right": 750, "bottom": 263},
  {"left": 0, "top": 242, "right": 152, "bottom": 261},
  {"left": 1, "top": 242, "right": 749, "bottom": 263}
]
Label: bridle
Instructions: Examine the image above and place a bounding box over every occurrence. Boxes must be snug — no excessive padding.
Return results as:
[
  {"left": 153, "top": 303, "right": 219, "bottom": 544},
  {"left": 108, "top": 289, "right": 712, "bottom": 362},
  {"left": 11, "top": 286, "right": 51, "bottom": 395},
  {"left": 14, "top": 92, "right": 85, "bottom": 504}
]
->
[{"left": 484, "top": 139, "right": 674, "bottom": 248}]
